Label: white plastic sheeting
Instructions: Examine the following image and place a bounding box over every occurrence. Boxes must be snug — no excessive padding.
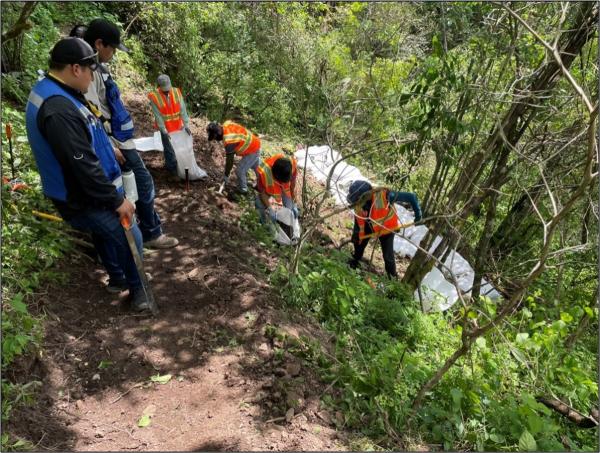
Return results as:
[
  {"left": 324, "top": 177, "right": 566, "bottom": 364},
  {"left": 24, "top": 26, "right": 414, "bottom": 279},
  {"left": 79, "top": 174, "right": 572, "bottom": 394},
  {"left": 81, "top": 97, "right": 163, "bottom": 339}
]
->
[
  {"left": 273, "top": 207, "right": 301, "bottom": 246},
  {"left": 295, "top": 145, "right": 502, "bottom": 312},
  {"left": 169, "top": 130, "right": 208, "bottom": 180},
  {"left": 133, "top": 131, "right": 164, "bottom": 152},
  {"left": 133, "top": 131, "right": 208, "bottom": 180}
]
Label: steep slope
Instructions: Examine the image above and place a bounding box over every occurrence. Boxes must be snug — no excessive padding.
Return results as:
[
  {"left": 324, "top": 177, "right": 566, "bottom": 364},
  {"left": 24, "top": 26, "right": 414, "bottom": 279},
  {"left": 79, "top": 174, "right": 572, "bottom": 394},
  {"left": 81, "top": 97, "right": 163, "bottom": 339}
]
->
[{"left": 6, "top": 93, "right": 351, "bottom": 451}]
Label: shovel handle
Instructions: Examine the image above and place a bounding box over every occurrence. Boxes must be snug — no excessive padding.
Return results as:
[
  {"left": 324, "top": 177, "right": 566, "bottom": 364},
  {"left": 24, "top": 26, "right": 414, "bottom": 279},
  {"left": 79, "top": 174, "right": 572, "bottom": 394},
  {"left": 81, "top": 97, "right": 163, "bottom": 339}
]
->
[
  {"left": 5, "top": 123, "right": 12, "bottom": 140},
  {"left": 32, "top": 210, "right": 63, "bottom": 222}
]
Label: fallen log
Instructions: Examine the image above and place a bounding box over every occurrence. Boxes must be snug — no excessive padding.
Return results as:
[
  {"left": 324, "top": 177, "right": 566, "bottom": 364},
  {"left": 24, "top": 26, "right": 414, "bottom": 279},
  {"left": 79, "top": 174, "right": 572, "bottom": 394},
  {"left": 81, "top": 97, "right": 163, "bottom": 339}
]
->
[{"left": 537, "top": 396, "right": 598, "bottom": 428}]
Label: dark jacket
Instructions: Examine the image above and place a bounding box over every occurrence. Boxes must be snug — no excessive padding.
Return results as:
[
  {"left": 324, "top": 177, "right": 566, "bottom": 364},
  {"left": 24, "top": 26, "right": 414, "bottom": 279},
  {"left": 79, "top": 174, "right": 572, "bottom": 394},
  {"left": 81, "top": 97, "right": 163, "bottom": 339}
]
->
[{"left": 36, "top": 75, "right": 123, "bottom": 219}]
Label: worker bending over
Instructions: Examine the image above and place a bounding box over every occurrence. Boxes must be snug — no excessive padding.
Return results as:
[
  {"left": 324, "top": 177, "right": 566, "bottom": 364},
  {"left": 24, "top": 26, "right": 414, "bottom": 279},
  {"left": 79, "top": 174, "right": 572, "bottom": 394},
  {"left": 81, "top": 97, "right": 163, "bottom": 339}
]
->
[
  {"left": 346, "top": 180, "right": 422, "bottom": 279},
  {"left": 255, "top": 153, "right": 299, "bottom": 224},
  {"left": 206, "top": 120, "right": 261, "bottom": 194}
]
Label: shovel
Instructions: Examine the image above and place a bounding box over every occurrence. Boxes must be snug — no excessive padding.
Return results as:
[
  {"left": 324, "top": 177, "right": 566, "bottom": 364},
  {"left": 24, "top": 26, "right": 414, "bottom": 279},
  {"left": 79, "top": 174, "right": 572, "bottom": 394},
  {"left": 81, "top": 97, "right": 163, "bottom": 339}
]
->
[{"left": 121, "top": 215, "right": 159, "bottom": 315}]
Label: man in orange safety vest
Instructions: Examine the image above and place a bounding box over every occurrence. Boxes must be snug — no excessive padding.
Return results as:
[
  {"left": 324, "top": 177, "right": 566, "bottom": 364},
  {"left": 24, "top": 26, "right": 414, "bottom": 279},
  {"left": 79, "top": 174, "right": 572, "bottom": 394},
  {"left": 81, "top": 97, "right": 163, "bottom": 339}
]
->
[
  {"left": 148, "top": 74, "right": 191, "bottom": 176},
  {"left": 206, "top": 120, "right": 261, "bottom": 194},
  {"left": 254, "top": 153, "right": 299, "bottom": 224}
]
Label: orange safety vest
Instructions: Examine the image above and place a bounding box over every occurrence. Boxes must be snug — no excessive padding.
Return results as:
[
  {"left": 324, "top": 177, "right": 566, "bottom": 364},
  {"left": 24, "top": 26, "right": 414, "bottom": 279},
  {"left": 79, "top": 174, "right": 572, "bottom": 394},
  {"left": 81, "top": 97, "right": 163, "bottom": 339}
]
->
[
  {"left": 256, "top": 153, "right": 297, "bottom": 199},
  {"left": 148, "top": 87, "right": 184, "bottom": 133},
  {"left": 222, "top": 120, "right": 261, "bottom": 156},
  {"left": 354, "top": 189, "right": 400, "bottom": 240}
]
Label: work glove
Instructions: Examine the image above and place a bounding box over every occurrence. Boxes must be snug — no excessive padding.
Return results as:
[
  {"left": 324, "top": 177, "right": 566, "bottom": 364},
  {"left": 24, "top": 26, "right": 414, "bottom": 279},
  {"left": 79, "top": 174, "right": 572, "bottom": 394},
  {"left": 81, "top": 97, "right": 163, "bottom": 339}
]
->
[
  {"left": 414, "top": 209, "right": 423, "bottom": 223},
  {"left": 268, "top": 208, "right": 278, "bottom": 223},
  {"left": 291, "top": 205, "right": 300, "bottom": 219},
  {"left": 184, "top": 126, "right": 192, "bottom": 136}
]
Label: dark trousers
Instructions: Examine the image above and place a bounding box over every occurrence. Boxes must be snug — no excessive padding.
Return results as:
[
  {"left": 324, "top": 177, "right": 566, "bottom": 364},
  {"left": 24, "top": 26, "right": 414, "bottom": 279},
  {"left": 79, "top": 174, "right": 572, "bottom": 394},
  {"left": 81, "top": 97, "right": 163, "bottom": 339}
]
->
[
  {"left": 121, "top": 148, "right": 162, "bottom": 242},
  {"left": 351, "top": 232, "right": 397, "bottom": 278},
  {"left": 160, "top": 131, "right": 178, "bottom": 175},
  {"left": 68, "top": 208, "right": 143, "bottom": 290}
]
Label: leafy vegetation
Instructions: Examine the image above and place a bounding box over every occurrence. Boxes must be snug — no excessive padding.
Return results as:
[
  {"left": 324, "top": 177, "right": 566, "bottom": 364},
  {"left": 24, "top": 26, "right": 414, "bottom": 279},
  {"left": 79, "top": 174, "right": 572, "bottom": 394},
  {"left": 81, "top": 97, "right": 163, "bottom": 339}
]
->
[
  {"left": 1, "top": 1, "right": 597, "bottom": 451},
  {"left": 270, "top": 246, "right": 597, "bottom": 451}
]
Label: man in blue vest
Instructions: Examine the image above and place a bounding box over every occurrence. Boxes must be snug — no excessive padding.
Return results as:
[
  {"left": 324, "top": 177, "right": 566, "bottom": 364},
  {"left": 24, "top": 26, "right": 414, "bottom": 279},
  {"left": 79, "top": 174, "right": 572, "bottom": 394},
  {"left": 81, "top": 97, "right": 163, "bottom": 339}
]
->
[
  {"left": 25, "top": 38, "right": 151, "bottom": 312},
  {"left": 81, "top": 19, "right": 179, "bottom": 250}
]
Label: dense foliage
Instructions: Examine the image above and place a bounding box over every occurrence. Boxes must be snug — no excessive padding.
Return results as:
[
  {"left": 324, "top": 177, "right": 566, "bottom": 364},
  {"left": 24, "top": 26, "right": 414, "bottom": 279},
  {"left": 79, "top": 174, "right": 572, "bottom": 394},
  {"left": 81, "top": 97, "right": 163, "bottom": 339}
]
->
[{"left": 1, "top": 2, "right": 597, "bottom": 451}]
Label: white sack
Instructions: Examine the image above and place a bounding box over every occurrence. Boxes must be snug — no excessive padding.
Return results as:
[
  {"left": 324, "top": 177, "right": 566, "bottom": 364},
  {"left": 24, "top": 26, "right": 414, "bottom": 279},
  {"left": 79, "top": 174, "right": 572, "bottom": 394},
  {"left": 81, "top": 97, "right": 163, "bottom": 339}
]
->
[
  {"left": 169, "top": 130, "right": 207, "bottom": 180},
  {"left": 273, "top": 207, "right": 301, "bottom": 246},
  {"left": 133, "top": 131, "right": 164, "bottom": 152},
  {"left": 415, "top": 267, "right": 459, "bottom": 312}
]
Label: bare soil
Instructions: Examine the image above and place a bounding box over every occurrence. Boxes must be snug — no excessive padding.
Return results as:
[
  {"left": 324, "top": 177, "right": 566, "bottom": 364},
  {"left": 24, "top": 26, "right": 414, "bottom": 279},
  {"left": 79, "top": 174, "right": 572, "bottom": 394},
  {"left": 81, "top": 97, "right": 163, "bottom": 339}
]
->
[{"left": 6, "top": 95, "right": 353, "bottom": 451}]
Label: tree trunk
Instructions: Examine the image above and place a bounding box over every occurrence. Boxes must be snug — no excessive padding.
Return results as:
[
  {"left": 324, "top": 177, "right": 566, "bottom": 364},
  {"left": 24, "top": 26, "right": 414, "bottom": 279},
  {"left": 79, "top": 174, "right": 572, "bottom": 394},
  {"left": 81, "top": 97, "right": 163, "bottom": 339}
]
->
[
  {"left": 1, "top": 2, "right": 37, "bottom": 43},
  {"left": 402, "top": 2, "right": 598, "bottom": 290}
]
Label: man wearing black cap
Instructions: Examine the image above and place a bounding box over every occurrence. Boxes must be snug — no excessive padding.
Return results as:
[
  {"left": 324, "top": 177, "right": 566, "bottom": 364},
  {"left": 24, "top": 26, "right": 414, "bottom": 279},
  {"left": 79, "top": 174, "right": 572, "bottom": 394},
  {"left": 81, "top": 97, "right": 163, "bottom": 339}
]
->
[
  {"left": 25, "top": 37, "right": 151, "bottom": 312},
  {"left": 346, "top": 180, "right": 422, "bottom": 279},
  {"left": 82, "top": 18, "right": 179, "bottom": 250}
]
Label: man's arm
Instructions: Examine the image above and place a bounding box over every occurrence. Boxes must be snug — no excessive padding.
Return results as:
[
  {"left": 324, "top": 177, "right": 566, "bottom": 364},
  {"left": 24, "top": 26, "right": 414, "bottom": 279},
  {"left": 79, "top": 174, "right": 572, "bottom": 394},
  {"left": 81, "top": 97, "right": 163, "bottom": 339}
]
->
[
  {"left": 40, "top": 98, "right": 124, "bottom": 210},
  {"left": 224, "top": 154, "right": 235, "bottom": 179},
  {"left": 260, "top": 191, "right": 272, "bottom": 211},
  {"left": 290, "top": 172, "right": 297, "bottom": 202},
  {"left": 179, "top": 95, "right": 190, "bottom": 128},
  {"left": 388, "top": 190, "right": 422, "bottom": 222},
  {"left": 149, "top": 102, "right": 167, "bottom": 134}
]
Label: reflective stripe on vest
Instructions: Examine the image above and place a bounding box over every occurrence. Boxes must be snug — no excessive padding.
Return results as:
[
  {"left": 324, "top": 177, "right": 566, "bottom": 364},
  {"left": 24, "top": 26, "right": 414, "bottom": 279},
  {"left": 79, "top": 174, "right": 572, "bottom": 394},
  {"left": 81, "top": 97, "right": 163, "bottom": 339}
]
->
[
  {"left": 25, "top": 77, "right": 123, "bottom": 201},
  {"left": 355, "top": 189, "right": 400, "bottom": 240},
  {"left": 222, "top": 120, "right": 260, "bottom": 156},
  {"left": 148, "top": 87, "right": 183, "bottom": 133}
]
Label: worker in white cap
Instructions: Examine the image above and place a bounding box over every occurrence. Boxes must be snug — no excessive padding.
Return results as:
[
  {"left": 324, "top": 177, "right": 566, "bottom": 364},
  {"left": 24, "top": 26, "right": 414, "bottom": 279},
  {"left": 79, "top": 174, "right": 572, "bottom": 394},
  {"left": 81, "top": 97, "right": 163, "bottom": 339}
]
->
[{"left": 148, "top": 74, "right": 191, "bottom": 176}]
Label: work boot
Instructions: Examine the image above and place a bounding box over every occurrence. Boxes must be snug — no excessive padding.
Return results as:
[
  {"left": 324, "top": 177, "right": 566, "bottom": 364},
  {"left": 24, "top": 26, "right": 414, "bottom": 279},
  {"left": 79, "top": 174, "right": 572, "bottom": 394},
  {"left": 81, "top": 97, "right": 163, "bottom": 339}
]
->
[
  {"left": 130, "top": 289, "right": 151, "bottom": 312},
  {"left": 347, "top": 258, "right": 360, "bottom": 270},
  {"left": 106, "top": 277, "right": 128, "bottom": 294},
  {"left": 144, "top": 234, "right": 179, "bottom": 249}
]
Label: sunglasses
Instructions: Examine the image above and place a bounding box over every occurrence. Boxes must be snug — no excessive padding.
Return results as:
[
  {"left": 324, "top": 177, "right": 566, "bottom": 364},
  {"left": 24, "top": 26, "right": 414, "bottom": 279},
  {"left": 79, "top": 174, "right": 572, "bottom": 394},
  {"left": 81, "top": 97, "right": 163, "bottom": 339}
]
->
[{"left": 76, "top": 54, "right": 99, "bottom": 71}]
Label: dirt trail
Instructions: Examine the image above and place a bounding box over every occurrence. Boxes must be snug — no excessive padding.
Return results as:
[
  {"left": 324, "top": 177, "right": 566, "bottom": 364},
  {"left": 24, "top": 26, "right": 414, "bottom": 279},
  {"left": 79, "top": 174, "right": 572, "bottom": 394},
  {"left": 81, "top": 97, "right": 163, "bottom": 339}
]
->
[{"left": 7, "top": 94, "right": 351, "bottom": 451}]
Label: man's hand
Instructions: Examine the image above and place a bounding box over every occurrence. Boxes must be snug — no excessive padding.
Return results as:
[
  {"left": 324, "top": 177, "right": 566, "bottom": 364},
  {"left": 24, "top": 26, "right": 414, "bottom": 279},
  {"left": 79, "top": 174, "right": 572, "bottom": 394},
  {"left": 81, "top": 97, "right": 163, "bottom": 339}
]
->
[
  {"left": 184, "top": 126, "right": 192, "bottom": 136},
  {"left": 291, "top": 205, "right": 300, "bottom": 219},
  {"left": 116, "top": 198, "right": 136, "bottom": 226},
  {"left": 268, "top": 208, "right": 278, "bottom": 223},
  {"left": 114, "top": 147, "right": 126, "bottom": 165}
]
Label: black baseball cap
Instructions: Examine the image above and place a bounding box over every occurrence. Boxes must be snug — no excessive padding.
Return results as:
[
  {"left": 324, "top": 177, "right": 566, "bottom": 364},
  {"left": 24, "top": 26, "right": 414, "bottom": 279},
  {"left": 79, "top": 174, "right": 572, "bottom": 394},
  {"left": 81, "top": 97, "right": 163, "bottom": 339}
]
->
[
  {"left": 50, "top": 38, "right": 98, "bottom": 67},
  {"left": 84, "top": 18, "right": 130, "bottom": 53}
]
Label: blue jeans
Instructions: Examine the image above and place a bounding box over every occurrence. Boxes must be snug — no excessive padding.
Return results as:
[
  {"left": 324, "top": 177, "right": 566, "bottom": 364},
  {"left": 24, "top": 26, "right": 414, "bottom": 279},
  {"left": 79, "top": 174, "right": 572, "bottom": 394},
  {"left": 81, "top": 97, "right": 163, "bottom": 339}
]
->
[
  {"left": 255, "top": 192, "right": 295, "bottom": 223},
  {"left": 236, "top": 151, "right": 260, "bottom": 192},
  {"left": 160, "top": 131, "right": 178, "bottom": 175},
  {"left": 121, "top": 148, "right": 163, "bottom": 242},
  {"left": 68, "top": 209, "right": 143, "bottom": 290}
]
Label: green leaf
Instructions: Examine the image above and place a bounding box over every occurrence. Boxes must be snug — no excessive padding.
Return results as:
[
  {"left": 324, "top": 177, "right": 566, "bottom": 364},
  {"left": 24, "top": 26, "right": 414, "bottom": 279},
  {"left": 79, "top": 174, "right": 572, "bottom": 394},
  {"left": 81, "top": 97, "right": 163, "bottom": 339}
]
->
[
  {"left": 518, "top": 430, "right": 537, "bottom": 451},
  {"left": 98, "top": 360, "right": 113, "bottom": 369},
  {"left": 527, "top": 414, "right": 544, "bottom": 435},
  {"left": 137, "top": 414, "right": 152, "bottom": 428},
  {"left": 560, "top": 312, "right": 573, "bottom": 323},
  {"left": 488, "top": 433, "right": 505, "bottom": 444},
  {"left": 150, "top": 374, "right": 172, "bottom": 384},
  {"left": 9, "top": 294, "right": 28, "bottom": 314},
  {"left": 450, "top": 388, "right": 463, "bottom": 409},
  {"left": 515, "top": 332, "right": 529, "bottom": 343}
]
